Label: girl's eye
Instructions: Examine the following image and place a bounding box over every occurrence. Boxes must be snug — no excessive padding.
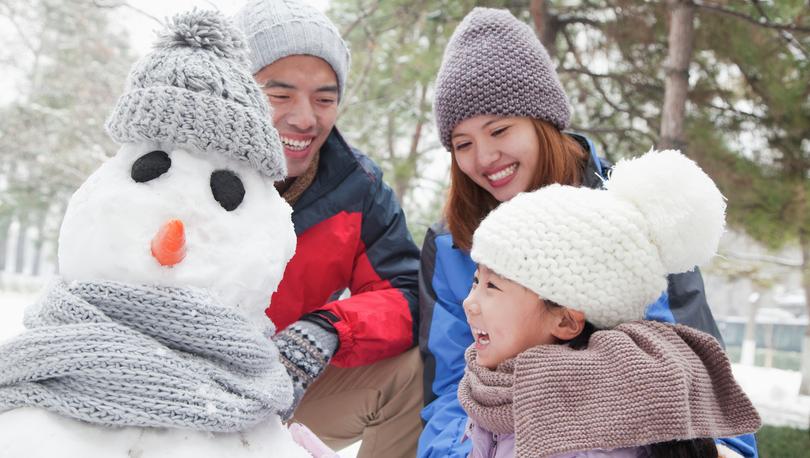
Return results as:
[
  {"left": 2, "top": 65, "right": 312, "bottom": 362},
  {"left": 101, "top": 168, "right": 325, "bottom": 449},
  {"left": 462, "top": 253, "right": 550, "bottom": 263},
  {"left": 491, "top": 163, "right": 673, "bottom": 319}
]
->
[
  {"left": 131, "top": 150, "right": 171, "bottom": 183},
  {"left": 492, "top": 126, "right": 509, "bottom": 137},
  {"left": 210, "top": 170, "right": 245, "bottom": 211},
  {"left": 487, "top": 282, "right": 501, "bottom": 291},
  {"left": 454, "top": 142, "right": 471, "bottom": 151}
]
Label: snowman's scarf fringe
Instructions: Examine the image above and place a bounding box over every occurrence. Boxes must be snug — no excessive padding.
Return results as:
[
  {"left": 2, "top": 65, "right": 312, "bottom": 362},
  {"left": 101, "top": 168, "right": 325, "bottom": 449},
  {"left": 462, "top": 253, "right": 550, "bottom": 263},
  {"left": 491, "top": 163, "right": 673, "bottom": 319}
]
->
[{"left": 0, "top": 279, "right": 293, "bottom": 432}]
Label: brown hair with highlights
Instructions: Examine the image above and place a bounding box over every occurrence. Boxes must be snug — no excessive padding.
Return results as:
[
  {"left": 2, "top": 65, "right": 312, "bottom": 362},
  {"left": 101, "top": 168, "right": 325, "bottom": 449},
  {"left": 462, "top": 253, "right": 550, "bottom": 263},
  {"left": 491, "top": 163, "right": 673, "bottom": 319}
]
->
[{"left": 444, "top": 118, "right": 588, "bottom": 251}]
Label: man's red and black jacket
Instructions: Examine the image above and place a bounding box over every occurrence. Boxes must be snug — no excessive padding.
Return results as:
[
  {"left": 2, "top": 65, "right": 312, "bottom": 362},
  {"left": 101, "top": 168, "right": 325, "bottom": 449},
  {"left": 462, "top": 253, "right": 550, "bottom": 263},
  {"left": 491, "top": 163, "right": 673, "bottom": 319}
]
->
[{"left": 268, "top": 128, "right": 420, "bottom": 368}]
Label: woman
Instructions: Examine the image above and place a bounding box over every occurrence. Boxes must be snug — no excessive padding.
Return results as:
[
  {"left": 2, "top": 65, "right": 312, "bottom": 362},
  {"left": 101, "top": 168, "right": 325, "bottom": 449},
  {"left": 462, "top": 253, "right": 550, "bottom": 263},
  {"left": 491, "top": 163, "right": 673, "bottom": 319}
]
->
[{"left": 417, "top": 7, "right": 757, "bottom": 458}]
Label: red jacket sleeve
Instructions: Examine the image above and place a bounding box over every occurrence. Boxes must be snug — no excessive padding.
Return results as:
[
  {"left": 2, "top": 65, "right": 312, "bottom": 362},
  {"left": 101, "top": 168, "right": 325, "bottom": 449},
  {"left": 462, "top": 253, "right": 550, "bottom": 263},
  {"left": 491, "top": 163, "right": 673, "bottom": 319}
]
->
[{"left": 320, "top": 174, "right": 420, "bottom": 367}]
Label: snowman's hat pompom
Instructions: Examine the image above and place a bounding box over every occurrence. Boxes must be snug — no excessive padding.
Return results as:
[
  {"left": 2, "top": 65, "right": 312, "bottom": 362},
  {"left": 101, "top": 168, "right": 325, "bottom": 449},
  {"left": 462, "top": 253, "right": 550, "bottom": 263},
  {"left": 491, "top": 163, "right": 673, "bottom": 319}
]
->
[
  {"left": 106, "top": 7, "right": 286, "bottom": 180},
  {"left": 605, "top": 149, "right": 726, "bottom": 273},
  {"left": 157, "top": 9, "right": 247, "bottom": 61}
]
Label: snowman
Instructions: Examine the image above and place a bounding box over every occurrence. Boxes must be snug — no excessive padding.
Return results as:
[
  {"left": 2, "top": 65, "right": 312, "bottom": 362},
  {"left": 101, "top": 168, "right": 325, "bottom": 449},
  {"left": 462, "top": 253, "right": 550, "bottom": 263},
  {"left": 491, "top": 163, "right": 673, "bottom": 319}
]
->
[{"left": 0, "top": 10, "right": 319, "bottom": 458}]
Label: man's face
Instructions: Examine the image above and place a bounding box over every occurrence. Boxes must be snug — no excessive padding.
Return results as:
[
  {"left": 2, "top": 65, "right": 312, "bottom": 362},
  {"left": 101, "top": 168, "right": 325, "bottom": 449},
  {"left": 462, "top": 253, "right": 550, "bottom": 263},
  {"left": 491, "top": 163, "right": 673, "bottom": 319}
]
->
[{"left": 254, "top": 55, "right": 339, "bottom": 178}]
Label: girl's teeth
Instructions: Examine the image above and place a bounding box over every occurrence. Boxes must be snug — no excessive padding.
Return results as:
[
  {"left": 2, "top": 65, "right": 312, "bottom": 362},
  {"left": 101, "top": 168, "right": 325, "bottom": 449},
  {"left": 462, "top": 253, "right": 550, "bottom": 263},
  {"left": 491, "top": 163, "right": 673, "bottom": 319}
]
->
[
  {"left": 472, "top": 327, "right": 490, "bottom": 345},
  {"left": 487, "top": 164, "right": 517, "bottom": 181}
]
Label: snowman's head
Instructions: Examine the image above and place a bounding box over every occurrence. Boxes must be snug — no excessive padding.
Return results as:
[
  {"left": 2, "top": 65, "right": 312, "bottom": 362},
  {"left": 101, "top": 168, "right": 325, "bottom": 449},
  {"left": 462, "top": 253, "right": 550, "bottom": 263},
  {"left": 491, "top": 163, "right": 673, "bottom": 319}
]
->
[
  {"left": 58, "top": 141, "right": 295, "bottom": 325},
  {"left": 59, "top": 10, "right": 296, "bottom": 327}
]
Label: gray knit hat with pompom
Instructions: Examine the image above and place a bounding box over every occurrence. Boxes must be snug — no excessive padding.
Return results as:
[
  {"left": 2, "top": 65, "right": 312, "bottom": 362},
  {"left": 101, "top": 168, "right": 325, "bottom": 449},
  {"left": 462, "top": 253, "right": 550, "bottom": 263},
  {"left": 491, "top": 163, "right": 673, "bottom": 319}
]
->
[
  {"left": 434, "top": 8, "right": 571, "bottom": 151},
  {"left": 106, "top": 9, "right": 286, "bottom": 180}
]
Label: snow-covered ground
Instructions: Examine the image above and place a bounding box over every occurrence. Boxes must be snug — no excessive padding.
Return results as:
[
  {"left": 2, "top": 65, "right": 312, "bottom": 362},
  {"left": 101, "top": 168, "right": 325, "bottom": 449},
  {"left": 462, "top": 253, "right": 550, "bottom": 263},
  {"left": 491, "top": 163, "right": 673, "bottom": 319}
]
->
[{"left": 0, "top": 280, "right": 361, "bottom": 457}]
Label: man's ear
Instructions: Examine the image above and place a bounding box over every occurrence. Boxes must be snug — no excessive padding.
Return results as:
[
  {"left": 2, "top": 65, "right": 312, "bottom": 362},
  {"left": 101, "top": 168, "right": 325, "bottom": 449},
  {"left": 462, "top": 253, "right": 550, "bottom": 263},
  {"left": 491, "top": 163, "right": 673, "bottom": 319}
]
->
[{"left": 551, "top": 308, "right": 585, "bottom": 341}]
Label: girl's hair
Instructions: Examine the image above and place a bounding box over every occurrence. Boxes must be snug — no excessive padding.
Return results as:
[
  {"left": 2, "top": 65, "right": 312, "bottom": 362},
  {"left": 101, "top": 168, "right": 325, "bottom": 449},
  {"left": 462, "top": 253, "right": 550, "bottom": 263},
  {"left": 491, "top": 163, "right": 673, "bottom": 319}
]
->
[
  {"left": 649, "top": 439, "right": 718, "bottom": 458},
  {"left": 543, "top": 300, "right": 719, "bottom": 458},
  {"left": 445, "top": 118, "right": 587, "bottom": 251}
]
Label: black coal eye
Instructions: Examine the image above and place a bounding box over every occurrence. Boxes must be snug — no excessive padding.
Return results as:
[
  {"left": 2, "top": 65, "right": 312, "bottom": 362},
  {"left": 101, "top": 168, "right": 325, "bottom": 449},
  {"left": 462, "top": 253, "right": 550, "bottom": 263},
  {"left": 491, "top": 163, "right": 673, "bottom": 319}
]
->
[
  {"left": 131, "top": 150, "right": 171, "bottom": 183},
  {"left": 210, "top": 170, "right": 245, "bottom": 211}
]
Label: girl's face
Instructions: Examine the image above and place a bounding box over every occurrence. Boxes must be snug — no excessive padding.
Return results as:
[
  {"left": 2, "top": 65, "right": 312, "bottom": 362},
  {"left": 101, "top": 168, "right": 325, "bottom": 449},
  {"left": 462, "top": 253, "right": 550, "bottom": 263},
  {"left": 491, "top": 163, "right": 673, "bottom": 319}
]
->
[
  {"left": 451, "top": 115, "right": 540, "bottom": 202},
  {"left": 463, "top": 265, "right": 561, "bottom": 369}
]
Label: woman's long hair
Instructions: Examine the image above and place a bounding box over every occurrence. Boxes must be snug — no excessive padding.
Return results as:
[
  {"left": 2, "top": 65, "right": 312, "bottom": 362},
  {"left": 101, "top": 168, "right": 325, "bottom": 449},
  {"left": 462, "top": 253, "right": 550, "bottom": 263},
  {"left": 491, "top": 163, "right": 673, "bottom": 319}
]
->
[{"left": 444, "top": 118, "right": 587, "bottom": 251}]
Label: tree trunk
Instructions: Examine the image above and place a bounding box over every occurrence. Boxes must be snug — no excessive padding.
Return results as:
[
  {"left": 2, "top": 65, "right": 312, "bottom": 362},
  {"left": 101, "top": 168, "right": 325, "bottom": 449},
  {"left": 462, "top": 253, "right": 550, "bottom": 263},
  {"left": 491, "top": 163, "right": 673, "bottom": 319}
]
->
[
  {"left": 741, "top": 280, "right": 759, "bottom": 366},
  {"left": 529, "top": 0, "right": 560, "bottom": 58},
  {"left": 394, "top": 81, "right": 430, "bottom": 204},
  {"left": 14, "top": 221, "right": 30, "bottom": 274},
  {"left": 30, "top": 210, "right": 48, "bottom": 277},
  {"left": 798, "top": 189, "right": 810, "bottom": 394},
  {"left": 0, "top": 216, "right": 10, "bottom": 273},
  {"left": 659, "top": 0, "right": 695, "bottom": 152}
]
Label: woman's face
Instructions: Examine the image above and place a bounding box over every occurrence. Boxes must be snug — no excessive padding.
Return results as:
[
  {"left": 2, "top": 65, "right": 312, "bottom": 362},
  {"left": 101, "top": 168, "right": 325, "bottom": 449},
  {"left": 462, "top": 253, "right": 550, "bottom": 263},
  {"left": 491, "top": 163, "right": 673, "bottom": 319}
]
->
[
  {"left": 462, "top": 265, "right": 560, "bottom": 369},
  {"left": 451, "top": 115, "right": 540, "bottom": 202}
]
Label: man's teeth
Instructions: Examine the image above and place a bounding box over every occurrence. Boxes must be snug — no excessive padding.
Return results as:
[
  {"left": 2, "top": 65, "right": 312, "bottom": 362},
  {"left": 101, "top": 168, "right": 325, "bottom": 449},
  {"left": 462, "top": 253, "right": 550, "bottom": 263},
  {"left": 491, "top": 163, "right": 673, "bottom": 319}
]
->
[
  {"left": 281, "top": 136, "right": 313, "bottom": 151},
  {"left": 472, "top": 327, "right": 490, "bottom": 345},
  {"left": 486, "top": 164, "right": 517, "bottom": 181}
]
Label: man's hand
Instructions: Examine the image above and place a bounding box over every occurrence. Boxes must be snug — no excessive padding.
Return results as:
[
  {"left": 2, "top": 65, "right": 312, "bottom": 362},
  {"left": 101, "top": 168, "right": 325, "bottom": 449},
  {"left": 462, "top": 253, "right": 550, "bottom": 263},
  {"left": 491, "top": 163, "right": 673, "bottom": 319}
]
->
[{"left": 272, "top": 319, "right": 339, "bottom": 419}]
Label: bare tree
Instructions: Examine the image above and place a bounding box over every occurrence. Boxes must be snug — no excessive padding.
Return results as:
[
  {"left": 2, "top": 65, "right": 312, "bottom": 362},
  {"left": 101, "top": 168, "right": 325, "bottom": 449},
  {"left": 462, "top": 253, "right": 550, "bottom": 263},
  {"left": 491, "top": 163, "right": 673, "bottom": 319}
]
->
[{"left": 659, "top": 0, "right": 695, "bottom": 152}]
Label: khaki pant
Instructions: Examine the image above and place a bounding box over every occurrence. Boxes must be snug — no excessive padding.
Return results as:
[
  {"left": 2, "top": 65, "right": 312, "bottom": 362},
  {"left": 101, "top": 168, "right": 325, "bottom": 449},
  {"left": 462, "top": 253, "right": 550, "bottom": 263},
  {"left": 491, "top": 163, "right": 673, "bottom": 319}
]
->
[{"left": 292, "top": 347, "right": 423, "bottom": 458}]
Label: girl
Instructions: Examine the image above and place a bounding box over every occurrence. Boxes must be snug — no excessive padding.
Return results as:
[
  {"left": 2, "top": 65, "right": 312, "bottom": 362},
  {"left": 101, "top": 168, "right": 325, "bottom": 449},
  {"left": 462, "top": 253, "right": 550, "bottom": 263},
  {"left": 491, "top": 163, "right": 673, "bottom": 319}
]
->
[
  {"left": 417, "top": 7, "right": 758, "bottom": 457},
  {"left": 459, "top": 150, "right": 760, "bottom": 457}
]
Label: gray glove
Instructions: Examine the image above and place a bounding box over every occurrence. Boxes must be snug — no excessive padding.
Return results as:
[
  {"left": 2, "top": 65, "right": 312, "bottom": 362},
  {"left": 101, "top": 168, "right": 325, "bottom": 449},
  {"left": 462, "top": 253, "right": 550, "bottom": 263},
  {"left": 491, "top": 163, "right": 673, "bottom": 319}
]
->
[{"left": 272, "top": 319, "right": 339, "bottom": 419}]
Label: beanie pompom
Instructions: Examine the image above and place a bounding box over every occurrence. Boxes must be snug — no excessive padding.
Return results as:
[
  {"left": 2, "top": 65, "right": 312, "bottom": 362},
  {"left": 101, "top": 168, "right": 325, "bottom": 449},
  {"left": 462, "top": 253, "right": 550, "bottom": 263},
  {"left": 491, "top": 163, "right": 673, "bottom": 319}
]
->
[
  {"left": 605, "top": 149, "right": 726, "bottom": 273},
  {"left": 158, "top": 9, "right": 247, "bottom": 61}
]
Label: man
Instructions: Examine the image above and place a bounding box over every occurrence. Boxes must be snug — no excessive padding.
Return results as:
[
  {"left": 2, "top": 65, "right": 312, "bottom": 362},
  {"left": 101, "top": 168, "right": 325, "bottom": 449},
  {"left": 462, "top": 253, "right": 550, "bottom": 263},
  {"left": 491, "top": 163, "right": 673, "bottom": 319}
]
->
[{"left": 234, "top": 1, "right": 422, "bottom": 457}]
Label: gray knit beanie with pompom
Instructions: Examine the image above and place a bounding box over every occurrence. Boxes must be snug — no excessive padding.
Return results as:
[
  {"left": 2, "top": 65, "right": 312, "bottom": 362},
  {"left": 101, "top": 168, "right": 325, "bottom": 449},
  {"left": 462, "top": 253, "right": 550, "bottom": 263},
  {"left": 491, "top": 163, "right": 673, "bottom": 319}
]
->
[
  {"left": 106, "top": 9, "right": 286, "bottom": 180},
  {"left": 434, "top": 8, "right": 571, "bottom": 151}
]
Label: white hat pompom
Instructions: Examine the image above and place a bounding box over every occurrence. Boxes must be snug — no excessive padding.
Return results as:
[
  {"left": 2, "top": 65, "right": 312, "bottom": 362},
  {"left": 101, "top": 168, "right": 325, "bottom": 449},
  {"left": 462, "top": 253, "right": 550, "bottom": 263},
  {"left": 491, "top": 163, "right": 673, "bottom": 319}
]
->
[{"left": 605, "top": 149, "right": 726, "bottom": 273}]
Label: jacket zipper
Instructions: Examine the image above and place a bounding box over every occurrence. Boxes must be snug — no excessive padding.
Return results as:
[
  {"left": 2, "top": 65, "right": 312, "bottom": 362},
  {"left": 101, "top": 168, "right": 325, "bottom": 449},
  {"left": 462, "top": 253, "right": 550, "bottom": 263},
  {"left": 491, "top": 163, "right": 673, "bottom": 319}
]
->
[{"left": 490, "top": 433, "right": 498, "bottom": 457}]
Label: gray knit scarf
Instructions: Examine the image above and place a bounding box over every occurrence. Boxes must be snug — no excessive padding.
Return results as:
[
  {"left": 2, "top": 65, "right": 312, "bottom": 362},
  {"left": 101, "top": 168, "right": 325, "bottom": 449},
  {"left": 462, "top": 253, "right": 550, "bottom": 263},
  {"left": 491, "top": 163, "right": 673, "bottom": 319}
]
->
[
  {"left": 0, "top": 279, "right": 293, "bottom": 432},
  {"left": 459, "top": 320, "right": 761, "bottom": 457}
]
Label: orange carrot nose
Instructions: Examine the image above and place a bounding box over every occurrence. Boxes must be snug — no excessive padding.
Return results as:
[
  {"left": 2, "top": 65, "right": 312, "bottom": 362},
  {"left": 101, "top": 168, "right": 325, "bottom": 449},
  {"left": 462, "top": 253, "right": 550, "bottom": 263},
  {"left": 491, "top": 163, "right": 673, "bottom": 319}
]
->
[{"left": 151, "top": 219, "right": 186, "bottom": 267}]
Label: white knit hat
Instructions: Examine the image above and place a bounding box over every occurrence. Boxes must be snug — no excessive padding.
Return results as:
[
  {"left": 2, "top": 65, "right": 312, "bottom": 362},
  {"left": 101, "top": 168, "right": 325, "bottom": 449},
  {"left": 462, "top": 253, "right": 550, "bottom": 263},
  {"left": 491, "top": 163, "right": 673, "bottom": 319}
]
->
[{"left": 470, "top": 150, "right": 726, "bottom": 329}]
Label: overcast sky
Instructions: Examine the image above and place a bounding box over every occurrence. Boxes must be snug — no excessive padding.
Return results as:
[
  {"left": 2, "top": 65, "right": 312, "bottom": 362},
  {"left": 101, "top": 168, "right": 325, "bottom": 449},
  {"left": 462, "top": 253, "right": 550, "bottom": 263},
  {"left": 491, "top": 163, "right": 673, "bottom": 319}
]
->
[{"left": 117, "top": 0, "right": 330, "bottom": 55}]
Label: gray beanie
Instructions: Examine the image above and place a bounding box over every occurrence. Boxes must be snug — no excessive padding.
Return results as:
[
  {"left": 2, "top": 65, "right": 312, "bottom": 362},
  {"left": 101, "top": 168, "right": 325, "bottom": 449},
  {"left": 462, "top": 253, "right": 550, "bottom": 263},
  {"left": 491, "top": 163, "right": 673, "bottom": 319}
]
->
[
  {"left": 434, "top": 8, "right": 571, "bottom": 151},
  {"left": 106, "top": 10, "right": 286, "bottom": 180},
  {"left": 233, "top": 0, "right": 351, "bottom": 99}
]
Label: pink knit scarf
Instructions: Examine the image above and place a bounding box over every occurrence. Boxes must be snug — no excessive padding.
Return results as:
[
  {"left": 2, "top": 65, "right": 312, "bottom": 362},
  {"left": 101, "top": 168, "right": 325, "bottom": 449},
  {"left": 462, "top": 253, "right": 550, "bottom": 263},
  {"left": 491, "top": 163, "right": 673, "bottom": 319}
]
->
[{"left": 458, "top": 320, "right": 761, "bottom": 457}]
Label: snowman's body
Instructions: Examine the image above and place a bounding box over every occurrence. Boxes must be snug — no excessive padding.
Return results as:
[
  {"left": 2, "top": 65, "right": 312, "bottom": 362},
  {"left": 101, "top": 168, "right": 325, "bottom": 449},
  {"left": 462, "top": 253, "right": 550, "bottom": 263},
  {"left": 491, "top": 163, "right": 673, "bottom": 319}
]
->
[
  {"left": 0, "top": 143, "right": 308, "bottom": 457},
  {"left": 0, "top": 407, "right": 310, "bottom": 458}
]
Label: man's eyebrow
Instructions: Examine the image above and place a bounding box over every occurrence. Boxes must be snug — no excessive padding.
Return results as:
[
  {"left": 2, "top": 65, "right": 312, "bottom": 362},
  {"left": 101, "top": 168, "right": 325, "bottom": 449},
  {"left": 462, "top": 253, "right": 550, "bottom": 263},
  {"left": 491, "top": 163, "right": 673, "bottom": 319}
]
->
[
  {"left": 262, "top": 80, "right": 296, "bottom": 90},
  {"left": 316, "top": 85, "right": 339, "bottom": 94}
]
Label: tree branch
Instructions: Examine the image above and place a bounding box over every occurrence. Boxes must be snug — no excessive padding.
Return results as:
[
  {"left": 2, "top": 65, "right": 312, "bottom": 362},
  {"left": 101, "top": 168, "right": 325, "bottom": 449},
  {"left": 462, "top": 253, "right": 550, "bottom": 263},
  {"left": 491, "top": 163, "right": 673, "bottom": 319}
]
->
[
  {"left": 721, "top": 250, "right": 803, "bottom": 268},
  {"left": 695, "top": 1, "right": 810, "bottom": 33},
  {"left": 92, "top": 0, "right": 162, "bottom": 25},
  {"left": 340, "top": 0, "right": 381, "bottom": 38},
  {"left": 750, "top": 0, "right": 809, "bottom": 58},
  {"left": 561, "top": 28, "right": 658, "bottom": 144},
  {"left": 558, "top": 16, "right": 601, "bottom": 29}
]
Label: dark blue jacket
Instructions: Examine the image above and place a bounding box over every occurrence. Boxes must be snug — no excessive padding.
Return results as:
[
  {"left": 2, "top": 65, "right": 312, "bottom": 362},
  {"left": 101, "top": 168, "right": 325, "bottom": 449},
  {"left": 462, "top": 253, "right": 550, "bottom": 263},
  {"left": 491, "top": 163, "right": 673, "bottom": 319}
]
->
[{"left": 417, "top": 134, "right": 758, "bottom": 457}]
